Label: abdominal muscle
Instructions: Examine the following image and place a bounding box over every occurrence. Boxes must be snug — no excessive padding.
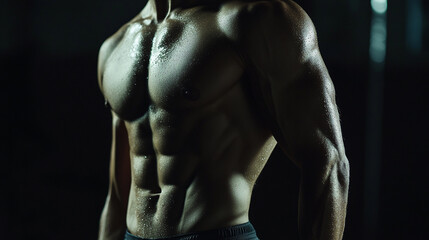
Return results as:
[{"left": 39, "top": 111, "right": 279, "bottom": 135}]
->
[
  {"left": 126, "top": 150, "right": 273, "bottom": 238},
  {"left": 126, "top": 160, "right": 255, "bottom": 238},
  {"left": 124, "top": 86, "right": 277, "bottom": 238}
]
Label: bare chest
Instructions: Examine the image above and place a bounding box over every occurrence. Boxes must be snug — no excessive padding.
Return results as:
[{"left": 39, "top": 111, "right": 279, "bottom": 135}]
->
[{"left": 102, "top": 16, "right": 244, "bottom": 121}]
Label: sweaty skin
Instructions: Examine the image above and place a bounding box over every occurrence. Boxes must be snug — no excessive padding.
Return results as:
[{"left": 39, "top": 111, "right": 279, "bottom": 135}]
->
[{"left": 97, "top": 0, "right": 350, "bottom": 239}]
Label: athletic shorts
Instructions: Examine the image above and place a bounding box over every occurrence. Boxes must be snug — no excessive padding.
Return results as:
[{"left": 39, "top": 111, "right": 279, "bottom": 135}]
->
[{"left": 124, "top": 222, "right": 259, "bottom": 240}]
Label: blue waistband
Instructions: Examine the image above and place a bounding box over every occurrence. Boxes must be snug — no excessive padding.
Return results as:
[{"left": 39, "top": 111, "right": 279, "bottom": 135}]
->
[{"left": 124, "top": 222, "right": 259, "bottom": 240}]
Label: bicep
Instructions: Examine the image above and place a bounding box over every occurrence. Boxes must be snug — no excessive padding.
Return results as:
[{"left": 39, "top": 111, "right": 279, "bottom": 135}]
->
[
  {"left": 243, "top": 2, "right": 345, "bottom": 168},
  {"left": 271, "top": 55, "right": 344, "bottom": 169}
]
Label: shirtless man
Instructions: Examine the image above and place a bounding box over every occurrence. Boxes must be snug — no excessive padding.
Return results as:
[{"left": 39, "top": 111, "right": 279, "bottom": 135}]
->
[{"left": 97, "top": 0, "right": 349, "bottom": 239}]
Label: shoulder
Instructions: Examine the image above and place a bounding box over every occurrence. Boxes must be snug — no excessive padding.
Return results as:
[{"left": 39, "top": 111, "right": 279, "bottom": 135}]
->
[
  {"left": 98, "top": 22, "right": 131, "bottom": 67},
  {"left": 97, "top": 20, "right": 139, "bottom": 90},
  {"left": 99, "top": 12, "right": 146, "bottom": 60},
  {"left": 219, "top": 1, "right": 312, "bottom": 31},
  {"left": 218, "top": 0, "right": 318, "bottom": 62}
]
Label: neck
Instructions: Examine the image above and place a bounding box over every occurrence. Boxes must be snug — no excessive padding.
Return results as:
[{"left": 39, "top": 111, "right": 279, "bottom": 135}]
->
[
  {"left": 149, "top": 0, "right": 171, "bottom": 21},
  {"left": 145, "top": 0, "right": 216, "bottom": 22}
]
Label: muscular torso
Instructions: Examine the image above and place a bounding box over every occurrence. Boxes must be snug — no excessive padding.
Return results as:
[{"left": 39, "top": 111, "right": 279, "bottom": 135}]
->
[{"left": 100, "top": 2, "right": 277, "bottom": 237}]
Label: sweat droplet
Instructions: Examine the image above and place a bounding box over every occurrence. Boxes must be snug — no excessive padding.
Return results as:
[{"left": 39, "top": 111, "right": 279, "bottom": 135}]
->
[{"left": 182, "top": 86, "right": 200, "bottom": 101}]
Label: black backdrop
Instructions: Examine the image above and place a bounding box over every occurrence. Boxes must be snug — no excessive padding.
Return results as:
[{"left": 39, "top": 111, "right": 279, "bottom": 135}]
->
[{"left": 1, "top": 0, "right": 428, "bottom": 239}]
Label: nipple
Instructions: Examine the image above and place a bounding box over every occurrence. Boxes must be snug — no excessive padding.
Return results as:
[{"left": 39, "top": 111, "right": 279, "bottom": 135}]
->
[
  {"left": 181, "top": 86, "right": 200, "bottom": 101},
  {"left": 104, "top": 99, "right": 111, "bottom": 109}
]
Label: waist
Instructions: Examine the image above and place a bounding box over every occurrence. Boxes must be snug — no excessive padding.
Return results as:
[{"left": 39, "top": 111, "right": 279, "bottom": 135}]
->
[
  {"left": 127, "top": 173, "right": 253, "bottom": 235},
  {"left": 125, "top": 222, "right": 259, "bottom": 240}
]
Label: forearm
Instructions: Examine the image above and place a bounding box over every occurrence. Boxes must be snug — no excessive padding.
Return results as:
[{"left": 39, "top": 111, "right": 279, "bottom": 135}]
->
[
  {"left": 298, "top": 157, "right": 349, "bottom": 240},
  {"left": 98, "top": 193, "right": 128, "bottom": 240}
]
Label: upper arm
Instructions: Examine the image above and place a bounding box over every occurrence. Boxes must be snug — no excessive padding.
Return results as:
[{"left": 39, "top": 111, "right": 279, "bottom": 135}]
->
[
  {"left": 109, "top": 112, "right": 131, "bottom": 208},
  {"left": 241, "top": 1, "right": 345, "bottom": 169}
]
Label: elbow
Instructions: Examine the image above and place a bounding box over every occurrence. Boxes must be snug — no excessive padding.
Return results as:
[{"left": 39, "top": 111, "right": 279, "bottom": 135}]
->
[
  {"left": 318, "top": 148, "right": 350, "bottom": 191},
  {"left": 325, "top": 150, "right": 350, "bottom": 198},
  {"left": 336, "top": 154, "right": 350, "bottom": 192},
  {"left": 328, "top": 144, "right": 350, "bottom": 184},
  {"left": 297, "top": 143, "right": 350, "bottom": 190}
]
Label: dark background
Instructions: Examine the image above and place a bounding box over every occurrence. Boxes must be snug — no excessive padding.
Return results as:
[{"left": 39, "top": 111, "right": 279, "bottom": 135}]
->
[{"left": 1, "top": 0, "right": 428, "bottom": 239}]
